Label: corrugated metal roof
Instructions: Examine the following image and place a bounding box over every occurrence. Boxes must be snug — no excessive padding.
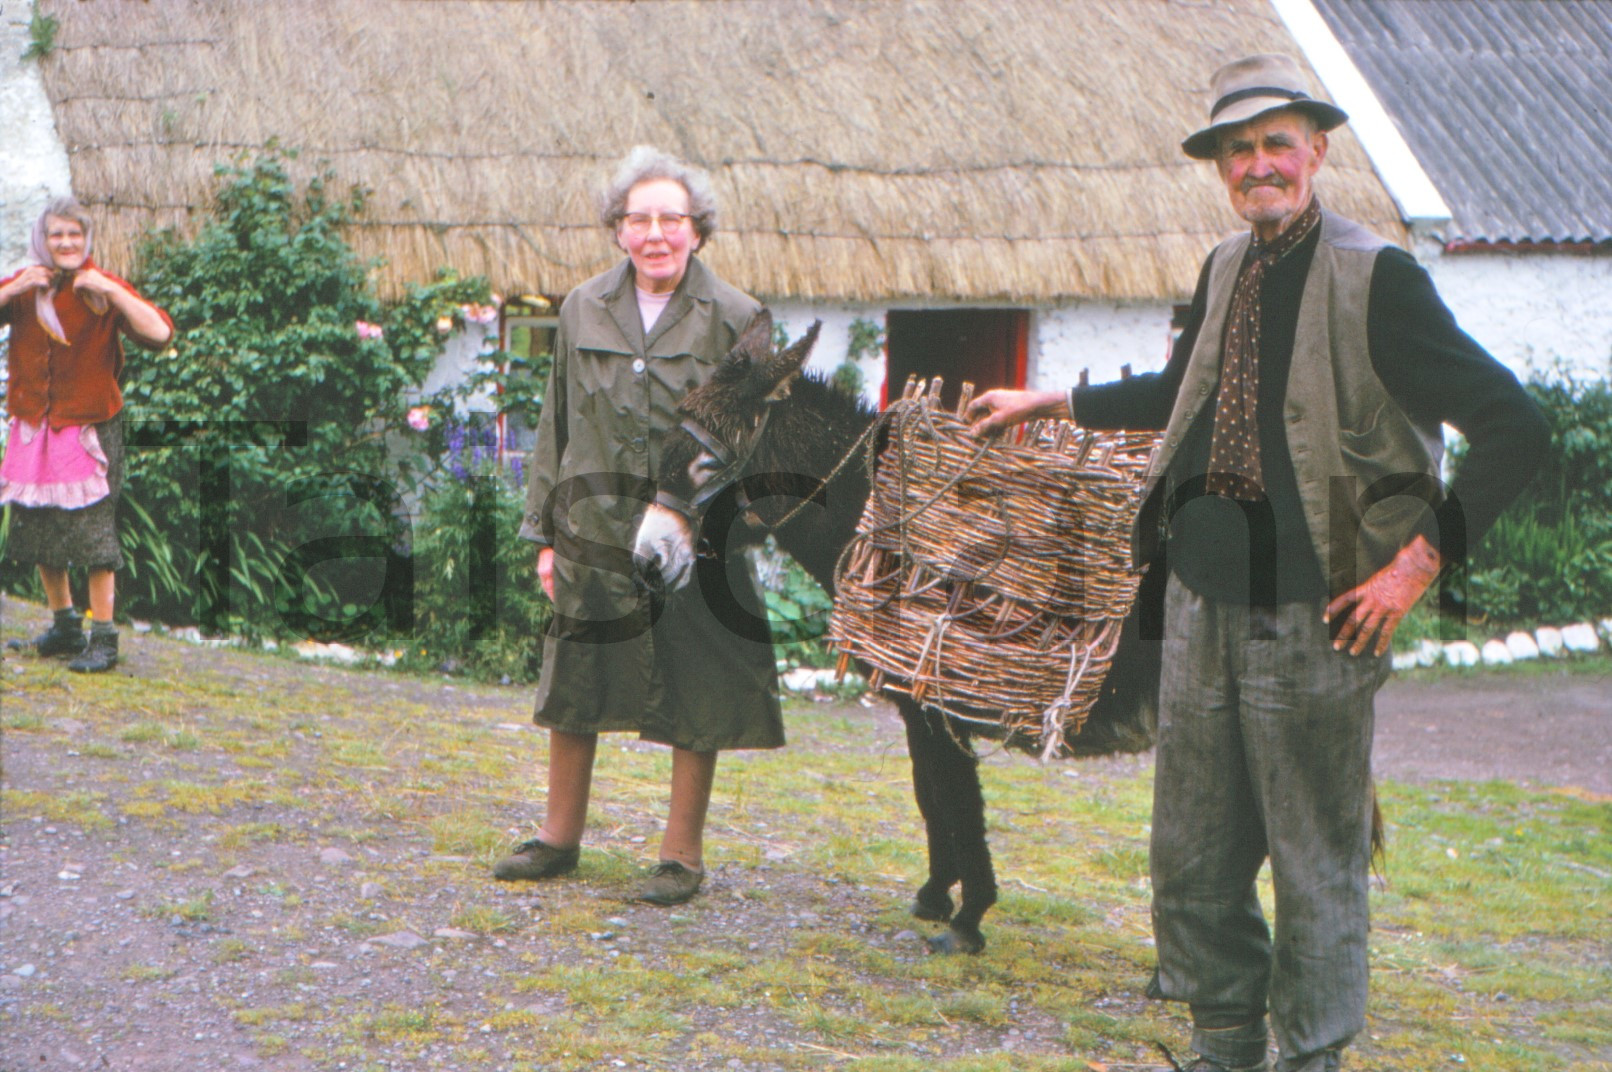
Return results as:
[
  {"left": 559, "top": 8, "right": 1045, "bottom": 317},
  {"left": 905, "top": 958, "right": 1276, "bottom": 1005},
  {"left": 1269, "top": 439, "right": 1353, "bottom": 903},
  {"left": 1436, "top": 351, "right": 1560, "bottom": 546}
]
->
[{"left": 1310, "top": 0, "right": 1612, "bottom": 244}]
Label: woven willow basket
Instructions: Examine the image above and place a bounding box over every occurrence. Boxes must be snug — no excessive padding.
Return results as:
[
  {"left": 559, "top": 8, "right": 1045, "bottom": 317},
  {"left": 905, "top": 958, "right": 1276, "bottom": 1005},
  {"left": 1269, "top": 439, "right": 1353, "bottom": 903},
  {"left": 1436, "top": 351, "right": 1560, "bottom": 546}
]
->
[{"left": 828, "top": 378, "right": 1160, "bottom": 759}]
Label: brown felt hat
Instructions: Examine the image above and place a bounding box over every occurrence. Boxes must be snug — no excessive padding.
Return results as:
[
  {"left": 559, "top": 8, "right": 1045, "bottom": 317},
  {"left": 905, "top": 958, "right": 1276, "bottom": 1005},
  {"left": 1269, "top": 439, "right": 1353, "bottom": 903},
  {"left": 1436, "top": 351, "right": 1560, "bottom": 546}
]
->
[{"left": 1182, "top": 53, "right": 1348, "bottom": 160}]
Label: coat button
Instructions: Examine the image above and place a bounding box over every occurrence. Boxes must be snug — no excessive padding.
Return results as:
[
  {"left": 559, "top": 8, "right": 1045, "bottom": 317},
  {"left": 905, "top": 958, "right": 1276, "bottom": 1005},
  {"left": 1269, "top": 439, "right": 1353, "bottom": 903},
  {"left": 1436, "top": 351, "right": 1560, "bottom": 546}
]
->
[{"left": 632, "top": 358, "right": 646, "bottom": 374}]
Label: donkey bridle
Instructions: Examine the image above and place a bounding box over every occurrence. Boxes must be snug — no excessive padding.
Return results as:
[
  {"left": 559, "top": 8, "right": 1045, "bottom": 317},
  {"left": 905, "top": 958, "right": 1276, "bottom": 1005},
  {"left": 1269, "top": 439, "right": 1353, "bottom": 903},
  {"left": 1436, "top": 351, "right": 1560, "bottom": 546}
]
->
[{"left": 653, "top": 405, "right": 776, "bottom": 523}]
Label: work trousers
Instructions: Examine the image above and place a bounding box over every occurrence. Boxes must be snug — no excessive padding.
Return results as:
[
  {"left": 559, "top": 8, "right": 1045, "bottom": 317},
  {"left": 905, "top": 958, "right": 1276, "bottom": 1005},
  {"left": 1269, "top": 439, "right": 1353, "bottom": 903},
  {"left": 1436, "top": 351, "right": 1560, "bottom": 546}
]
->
[{"left": 1149, "top": 576, "right": 1389, "bottom": 1071}]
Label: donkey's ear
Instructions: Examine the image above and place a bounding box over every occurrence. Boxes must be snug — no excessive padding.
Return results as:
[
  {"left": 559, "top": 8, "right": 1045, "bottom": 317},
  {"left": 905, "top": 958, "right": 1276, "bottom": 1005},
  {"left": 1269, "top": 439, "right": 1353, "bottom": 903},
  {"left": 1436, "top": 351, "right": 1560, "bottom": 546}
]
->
[
  {"left": 732, "top": 308, "right": 775, "bottom": 366},
  {"left": 764, "top": 319, "right": 822, "bottom": 386}
]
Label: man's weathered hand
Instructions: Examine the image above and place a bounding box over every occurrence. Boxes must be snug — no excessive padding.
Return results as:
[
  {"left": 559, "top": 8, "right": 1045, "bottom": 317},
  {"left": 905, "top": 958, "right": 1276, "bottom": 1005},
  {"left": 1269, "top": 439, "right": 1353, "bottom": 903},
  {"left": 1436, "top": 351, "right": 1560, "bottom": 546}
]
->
[
  {"left": 1324, "top": 533, "right": 1442, "bottom": 656},
  {"left": 965, "top": 388, "right": 1067, "bottom": 437}
]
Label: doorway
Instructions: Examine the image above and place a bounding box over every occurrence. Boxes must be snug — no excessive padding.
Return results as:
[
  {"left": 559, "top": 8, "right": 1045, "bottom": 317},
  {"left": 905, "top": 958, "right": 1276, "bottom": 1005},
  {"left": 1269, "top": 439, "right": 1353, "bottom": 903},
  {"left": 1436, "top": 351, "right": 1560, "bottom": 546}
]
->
[{"left": 884, "top": 308, "right": 1029, "bottom": 411}]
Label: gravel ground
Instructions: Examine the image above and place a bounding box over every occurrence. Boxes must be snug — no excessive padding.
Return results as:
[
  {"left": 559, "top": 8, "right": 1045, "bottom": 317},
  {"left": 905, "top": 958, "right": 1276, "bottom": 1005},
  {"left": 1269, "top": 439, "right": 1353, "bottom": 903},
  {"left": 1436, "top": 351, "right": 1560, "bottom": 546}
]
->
[{"left": 3, "top": 596, "right": 1607, "bottom": 1071}]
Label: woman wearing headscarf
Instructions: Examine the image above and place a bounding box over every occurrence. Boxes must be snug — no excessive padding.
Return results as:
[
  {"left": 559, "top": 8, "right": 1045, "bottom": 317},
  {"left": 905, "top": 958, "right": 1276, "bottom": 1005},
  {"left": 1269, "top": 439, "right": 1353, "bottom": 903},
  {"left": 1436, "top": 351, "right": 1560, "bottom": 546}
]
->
[
  {"left": 0, "top": 197, "right": 174, "bottom": 672},
  {"left": 495, "top": 147, "right": 784, "bottom": 905}
]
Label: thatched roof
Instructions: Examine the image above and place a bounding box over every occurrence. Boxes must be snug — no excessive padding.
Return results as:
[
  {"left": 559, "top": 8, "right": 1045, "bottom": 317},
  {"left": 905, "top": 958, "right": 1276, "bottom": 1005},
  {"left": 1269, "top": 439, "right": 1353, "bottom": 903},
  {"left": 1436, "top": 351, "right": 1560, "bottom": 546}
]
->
[{"left": 38, "top": 0, "right": 1406, "bottom": 304}]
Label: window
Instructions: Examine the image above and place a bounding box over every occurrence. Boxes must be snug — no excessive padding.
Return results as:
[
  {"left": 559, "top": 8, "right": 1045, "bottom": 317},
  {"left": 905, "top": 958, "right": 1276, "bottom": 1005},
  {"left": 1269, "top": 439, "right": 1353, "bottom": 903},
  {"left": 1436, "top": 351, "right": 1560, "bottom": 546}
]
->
[{"left": 499, "top": 298, "right": 558, "bottom": 460}]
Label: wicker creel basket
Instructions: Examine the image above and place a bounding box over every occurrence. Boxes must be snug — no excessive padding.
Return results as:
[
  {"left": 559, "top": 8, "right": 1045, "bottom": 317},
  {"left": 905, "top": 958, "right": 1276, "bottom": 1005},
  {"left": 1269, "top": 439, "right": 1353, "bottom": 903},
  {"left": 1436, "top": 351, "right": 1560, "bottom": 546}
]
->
[{"left": 827, "top": 377, "right": 1160, "bottom": 759}]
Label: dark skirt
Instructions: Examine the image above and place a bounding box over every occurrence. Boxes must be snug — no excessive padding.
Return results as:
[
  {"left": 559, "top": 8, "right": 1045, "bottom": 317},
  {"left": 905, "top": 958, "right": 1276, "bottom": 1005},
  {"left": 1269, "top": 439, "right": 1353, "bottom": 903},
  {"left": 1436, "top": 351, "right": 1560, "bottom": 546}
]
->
[{"left": 4, "top": 415, "right": 125, "bottom": 571}]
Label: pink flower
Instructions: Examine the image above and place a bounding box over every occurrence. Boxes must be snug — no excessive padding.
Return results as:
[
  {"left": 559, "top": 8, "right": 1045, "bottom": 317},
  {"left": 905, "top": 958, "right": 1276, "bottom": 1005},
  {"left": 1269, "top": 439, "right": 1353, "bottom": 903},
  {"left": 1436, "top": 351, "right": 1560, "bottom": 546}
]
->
[
  {"left": 406, "top": 406, "right": 432, "bottom": 431},
  {"left": 461, "top": 303, "right": 500, "bottom": 326},
  {"left": 355, "top": 320, "right": 384, "bottom": 340}
]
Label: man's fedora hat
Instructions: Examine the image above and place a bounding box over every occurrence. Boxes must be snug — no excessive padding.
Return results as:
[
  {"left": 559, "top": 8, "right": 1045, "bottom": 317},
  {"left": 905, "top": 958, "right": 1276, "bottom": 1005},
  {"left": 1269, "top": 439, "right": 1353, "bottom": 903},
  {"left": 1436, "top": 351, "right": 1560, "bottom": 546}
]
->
[{"left": 1182, "top": 53, "right": 1348, "bottom": 159}]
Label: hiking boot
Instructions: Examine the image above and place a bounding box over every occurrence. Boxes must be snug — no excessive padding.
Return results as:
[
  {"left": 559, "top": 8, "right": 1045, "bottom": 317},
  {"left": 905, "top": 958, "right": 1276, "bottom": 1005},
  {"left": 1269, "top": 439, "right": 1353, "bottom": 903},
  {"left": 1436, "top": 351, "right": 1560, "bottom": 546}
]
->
[
  {"left": 633, "top": 861, "right": 703, "bottom": 906},
  {"left": 67, "top": 631, "right": 117, "bottom": 673},
  {"left": 9, "top": 614, "right": 87, "bottom": 658},
  {"left": 492, "top": 838, "right": 579, "bottom": 881},
  {"left": 1155, "top": 1059, "right": 1270, "bottom": 1072}
]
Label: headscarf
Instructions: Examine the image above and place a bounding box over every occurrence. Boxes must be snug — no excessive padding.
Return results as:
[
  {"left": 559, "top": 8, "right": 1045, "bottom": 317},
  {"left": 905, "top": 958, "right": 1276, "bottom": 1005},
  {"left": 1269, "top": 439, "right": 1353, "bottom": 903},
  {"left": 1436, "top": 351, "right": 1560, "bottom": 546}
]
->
[{"left": 27, "top": 201, "right": 107, "bottom": 346}]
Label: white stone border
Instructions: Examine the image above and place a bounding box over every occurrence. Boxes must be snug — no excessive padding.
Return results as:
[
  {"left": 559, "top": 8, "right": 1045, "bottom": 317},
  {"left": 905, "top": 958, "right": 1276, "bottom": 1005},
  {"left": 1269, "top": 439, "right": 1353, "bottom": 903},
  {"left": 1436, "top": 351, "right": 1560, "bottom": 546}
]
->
[
  {"left": 61, "top": 605, "right": 1612, "bottom": 678},
  {"left": 1393, "top": 618, "right": 1612, "bottom": 671}
]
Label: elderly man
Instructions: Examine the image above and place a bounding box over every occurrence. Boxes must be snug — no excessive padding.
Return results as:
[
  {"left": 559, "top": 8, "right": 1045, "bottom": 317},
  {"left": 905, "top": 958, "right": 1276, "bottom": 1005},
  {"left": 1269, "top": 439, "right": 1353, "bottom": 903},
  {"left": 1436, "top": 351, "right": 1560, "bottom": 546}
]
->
[{"left": 969, "top": 54, "right": 1548, "bottom": 1072}]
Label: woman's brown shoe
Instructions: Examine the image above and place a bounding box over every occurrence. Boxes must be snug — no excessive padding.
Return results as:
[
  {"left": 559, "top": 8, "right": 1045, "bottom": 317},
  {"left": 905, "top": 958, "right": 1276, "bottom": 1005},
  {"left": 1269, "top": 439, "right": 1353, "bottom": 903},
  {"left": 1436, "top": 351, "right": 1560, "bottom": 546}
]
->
[
  {"left": 492, "top": 838, "right": 579, "bottom": 881},
  {"left": 633, "top": 861, "right": 703, "bottom": 905}
]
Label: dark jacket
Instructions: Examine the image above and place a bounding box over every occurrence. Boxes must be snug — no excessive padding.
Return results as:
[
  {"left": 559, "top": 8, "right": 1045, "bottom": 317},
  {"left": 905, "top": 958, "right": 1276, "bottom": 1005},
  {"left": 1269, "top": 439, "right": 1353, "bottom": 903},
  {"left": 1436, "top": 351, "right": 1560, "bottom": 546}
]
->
[
  {"left": 520, "top": 256, "right": 784, "bottom": 751},
  {"left": 1076, "top": 211, "right": 1549, "bottom": 602}
]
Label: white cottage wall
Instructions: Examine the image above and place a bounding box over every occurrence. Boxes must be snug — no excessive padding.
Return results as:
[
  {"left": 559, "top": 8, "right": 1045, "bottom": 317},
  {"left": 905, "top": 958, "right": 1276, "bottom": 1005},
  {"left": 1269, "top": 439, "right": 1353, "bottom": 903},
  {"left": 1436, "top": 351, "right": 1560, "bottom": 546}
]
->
[
  {"left": 1425, "top": 252, "right": 1612, "bottom": 383},
  {"left": 1030, "top": 303, "right": 1177, "bottom": 390},
  {"left": 732, "top": 261, "right": 1612, "bottom": 421},
  {"left": 767, "top": 300, "right": 1189, "bottom": 405},
  {"left": 0, "top": 12, "right": 74, "bottom": 274},
  {"left": 767, "top": 301, "right": 888, "bottom": 407},
  {"left": 421, "top": 327, "right": 500, "bottom": 412}
]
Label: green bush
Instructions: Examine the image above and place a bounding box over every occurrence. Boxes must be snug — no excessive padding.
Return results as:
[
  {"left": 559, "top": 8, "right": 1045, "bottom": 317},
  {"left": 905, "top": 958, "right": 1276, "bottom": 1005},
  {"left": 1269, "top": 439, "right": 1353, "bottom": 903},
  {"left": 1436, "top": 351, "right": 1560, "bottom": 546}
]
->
[
  {"left": 0, "top": 149, "right": 512, "bottom": 651},
  {"left": 756, "top": 538, "right": 837, "bottom": 667},
  {"left": 113, "top": 150, "right": 428, "bottom": 637},
  {"left": 1452, "top": 367, "right": 1612, "bottom": 624},
  {"left": 398, "top": 418, "right": 551, "bottom": 683}
]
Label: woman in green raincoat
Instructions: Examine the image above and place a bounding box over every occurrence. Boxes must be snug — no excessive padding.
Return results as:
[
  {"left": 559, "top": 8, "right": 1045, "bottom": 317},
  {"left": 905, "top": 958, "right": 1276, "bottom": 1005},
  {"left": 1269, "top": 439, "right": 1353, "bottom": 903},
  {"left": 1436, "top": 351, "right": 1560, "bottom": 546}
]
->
[{"left": 494, "top": 147, "right": 784, "bottom": 905}]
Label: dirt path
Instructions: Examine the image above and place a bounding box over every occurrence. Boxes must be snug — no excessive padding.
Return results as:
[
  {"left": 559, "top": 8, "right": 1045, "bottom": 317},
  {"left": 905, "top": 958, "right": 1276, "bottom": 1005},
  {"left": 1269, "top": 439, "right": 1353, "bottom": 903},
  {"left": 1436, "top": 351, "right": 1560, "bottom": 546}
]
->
[
  {"left": 2, "top": 600, "right": 1608, "bottom": 1071},
  {"left": 1372, "top": 667, "right": 1612, "bottom": 796}
]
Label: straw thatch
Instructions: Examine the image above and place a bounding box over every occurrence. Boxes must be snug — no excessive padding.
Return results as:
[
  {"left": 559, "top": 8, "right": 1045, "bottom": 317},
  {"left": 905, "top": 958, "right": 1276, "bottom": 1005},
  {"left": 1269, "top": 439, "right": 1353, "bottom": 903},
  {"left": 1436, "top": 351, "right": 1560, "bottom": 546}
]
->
[{"left": 36, "top": 0, "right": 1406, "bottom": 302}]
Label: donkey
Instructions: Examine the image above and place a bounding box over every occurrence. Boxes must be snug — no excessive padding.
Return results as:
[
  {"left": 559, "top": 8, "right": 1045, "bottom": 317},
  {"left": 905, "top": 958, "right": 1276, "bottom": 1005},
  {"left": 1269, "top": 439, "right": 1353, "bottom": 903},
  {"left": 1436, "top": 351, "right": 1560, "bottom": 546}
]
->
[{"left": 633, "top": 310, "right": 1159, "bottom": 954}]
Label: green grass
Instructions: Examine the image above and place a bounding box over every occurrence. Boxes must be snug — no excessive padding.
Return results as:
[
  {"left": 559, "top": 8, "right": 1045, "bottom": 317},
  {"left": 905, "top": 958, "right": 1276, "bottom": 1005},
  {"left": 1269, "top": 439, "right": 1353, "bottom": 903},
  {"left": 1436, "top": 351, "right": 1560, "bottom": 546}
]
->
[
  {"left": 2, "top": 602, "right": 1607, "bottom": 1072},
  {"left": 447, "top": 903, "right": 520, "bottom": 934},
  {"left": 142, "top": 889, "right": 217, "bottom": 922}
]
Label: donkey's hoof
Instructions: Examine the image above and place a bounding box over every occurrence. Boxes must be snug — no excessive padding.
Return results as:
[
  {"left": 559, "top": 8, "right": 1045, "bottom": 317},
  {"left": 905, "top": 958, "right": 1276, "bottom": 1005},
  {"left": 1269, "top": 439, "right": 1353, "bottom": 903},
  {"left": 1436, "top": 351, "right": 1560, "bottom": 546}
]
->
[
  {"left": 910, "top": 889, "right": 954, "bottom": 923},
  {"left": 926, "top": 926, "right": 985, "bottom": 956}
]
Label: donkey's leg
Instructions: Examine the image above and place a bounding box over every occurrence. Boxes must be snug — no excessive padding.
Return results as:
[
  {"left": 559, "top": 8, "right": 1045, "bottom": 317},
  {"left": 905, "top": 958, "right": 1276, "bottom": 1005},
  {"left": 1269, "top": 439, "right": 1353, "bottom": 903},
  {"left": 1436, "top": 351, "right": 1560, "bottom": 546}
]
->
[
  {"left": 925, "top": 712, "right": 995, "bottom": 955},
  {"left": 898, "top": 697, "right": 957, "bottom": 924}
]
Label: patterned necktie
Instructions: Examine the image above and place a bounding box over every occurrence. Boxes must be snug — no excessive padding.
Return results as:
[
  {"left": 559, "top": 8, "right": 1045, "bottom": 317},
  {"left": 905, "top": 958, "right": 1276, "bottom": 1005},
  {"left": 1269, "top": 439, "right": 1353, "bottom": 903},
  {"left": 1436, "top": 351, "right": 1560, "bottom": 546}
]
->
[{"left": 1204, "top": 196, "right": 1324, "bottom": 500}]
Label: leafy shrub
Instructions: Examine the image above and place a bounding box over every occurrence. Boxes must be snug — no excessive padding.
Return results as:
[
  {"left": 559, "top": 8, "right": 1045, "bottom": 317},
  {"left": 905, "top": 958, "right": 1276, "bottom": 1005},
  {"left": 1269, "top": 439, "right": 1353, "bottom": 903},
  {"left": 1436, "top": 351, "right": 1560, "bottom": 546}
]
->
[
  {"left": 834, "top": 316, "right": 884, "bottom": 399},
  {"left": 0, "top": 148, "right": 506, "bottom": 646},
  {"left": 1452, "top": 367, "right": 1612, "bottom": 624},
  {"left": 111, "top": 151, "right": 414, "bottom": 636},
  {"left": 22, "top": 4, "right": 58, "bottom": 61},
  {"left": 755, "top": 538, "right": 837, "bottom": 667},
  {"left": 399, "top": 418, "right": 551, "bottom": 683}
]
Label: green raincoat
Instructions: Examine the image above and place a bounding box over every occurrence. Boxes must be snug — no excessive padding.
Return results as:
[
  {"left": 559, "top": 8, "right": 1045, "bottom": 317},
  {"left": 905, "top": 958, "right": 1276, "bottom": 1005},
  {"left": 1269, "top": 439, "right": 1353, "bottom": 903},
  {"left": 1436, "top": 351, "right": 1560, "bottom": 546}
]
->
[{"left": 519, "top": 257, "right": 784, "bottom": 751}]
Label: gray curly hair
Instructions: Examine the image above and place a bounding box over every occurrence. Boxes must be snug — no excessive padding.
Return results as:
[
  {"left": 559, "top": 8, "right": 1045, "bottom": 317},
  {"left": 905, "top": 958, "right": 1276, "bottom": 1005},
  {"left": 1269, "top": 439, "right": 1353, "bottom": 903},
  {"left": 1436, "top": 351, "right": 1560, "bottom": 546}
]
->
[{"left": 598, "top": 146, "right": 718, "bottom": 249}]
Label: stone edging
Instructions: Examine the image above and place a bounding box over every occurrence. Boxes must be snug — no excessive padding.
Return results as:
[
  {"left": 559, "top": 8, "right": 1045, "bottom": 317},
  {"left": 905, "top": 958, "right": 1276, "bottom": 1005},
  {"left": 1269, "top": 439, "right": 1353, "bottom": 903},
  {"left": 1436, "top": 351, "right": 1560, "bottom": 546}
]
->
[{"left": 1393, "top": 617, "right": 1612, "bottom": 671}]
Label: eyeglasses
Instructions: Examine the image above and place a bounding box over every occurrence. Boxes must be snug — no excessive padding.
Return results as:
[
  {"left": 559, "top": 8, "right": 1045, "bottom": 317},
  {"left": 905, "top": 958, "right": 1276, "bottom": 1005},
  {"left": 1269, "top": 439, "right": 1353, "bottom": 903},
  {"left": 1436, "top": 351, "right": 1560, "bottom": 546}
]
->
[{"left": 621, "top": 212, "right": 691, "bottom": 237}]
